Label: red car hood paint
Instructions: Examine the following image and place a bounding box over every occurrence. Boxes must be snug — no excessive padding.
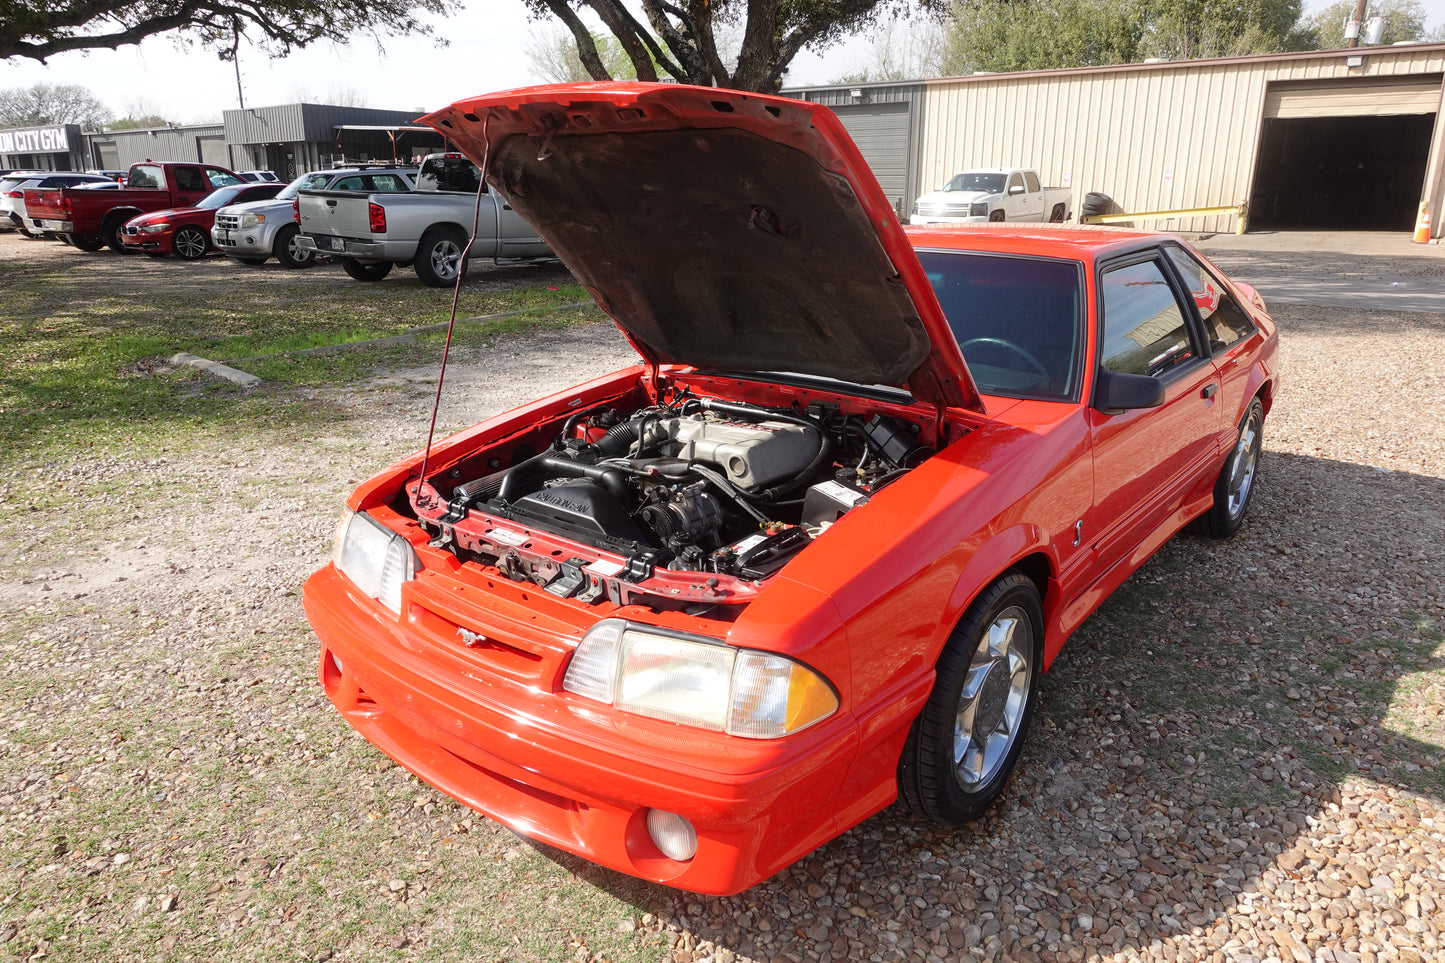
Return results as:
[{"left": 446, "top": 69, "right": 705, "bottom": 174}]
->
[{"left": 421, "top": 83, "right": 983, "bottom": 414}]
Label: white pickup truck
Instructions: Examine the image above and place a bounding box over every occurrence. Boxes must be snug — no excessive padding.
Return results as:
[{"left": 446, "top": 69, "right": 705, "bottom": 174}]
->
[
  {"left": 910, "top": 168, "right": 1071, "bottom": 226},
  {"left": 296, "top": 152, "right": 552, "bottom": 286}
]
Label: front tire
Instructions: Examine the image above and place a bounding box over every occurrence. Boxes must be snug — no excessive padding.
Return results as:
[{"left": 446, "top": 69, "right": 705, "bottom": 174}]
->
[
  {"left": 341, "top": 258, "right": 392, "bottom": 282},
  {"left": 899, "top": 572, "right": 1043, "bottom": 824},
  {"left": 273, "top": 224, "right": 315, "bottom": 269},
  {"left": 988, "top": 210, "right": 1006, "bottom": 222},
  {"left": 414, "top": 227, "right": 468, "bottom": 287},
  {"left": 1193, "top": 398, "right": 1264, "bottom": 539},
  {"left": 236, "top": 256, "right": 268, "bottom": 266},
  {"left": 172, "top": 225, "right": 208, "bottom": 260}
]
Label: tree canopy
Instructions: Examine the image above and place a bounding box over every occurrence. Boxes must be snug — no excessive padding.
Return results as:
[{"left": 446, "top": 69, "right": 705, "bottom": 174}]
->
[
  {"left": 935, "top": 0, "right": 1311, "bottom": 75},
  {"left": 0, "top": 0, "right": 446, "bottom": 64},
  {"left": 524, "top": 0, "right": 928, "bottom": 92},
  {"left": 0, "top": 83, "right": 111, "bottom": 128}
]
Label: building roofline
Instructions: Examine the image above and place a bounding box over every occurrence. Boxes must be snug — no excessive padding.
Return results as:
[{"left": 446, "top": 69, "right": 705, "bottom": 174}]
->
[{"left": 783, "top": 41, "right": 1445, "bottom": 94}]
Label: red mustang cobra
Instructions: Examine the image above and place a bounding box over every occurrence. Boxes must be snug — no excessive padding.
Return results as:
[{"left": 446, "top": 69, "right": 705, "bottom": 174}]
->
[
  {"left": 120, "top": 182, "right": 283, "bottom": 259},
  {"left": 303, "top": 83, "right": 1279, "bottom": 896}
]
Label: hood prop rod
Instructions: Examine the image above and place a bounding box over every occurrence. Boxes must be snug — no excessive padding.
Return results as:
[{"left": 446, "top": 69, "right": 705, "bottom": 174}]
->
[{"left": 415, "top": 112, "right": 494, "bottom": 500}]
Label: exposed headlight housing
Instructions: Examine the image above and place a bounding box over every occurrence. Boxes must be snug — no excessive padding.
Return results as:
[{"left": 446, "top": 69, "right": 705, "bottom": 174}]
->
[
  {"left": 563, "top": 619, "right": 838, "bottom": 738},
  {"left": 239, "top": 212, "right": 265, "bottom": 228},
  {"left": 332, "top": 508, "right": 417, "bottom": 614},
  {"left": 969, "top": 202, "right": 989, "bottom": 217}
]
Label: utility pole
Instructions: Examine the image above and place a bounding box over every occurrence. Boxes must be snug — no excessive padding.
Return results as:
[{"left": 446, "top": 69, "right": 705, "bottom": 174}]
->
[{"left": 1346, "top": 0, "right": 1368, "bottom": 47}]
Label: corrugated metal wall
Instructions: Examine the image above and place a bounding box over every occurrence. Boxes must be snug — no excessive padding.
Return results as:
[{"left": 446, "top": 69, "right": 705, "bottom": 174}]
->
[
  {"left": 922, "top": 47, "right": 1445, "bottom": 234},
  {"left": 788, "top": 84, "right": 927, "bottom": 216},
  {"left": 90, "top": 125, "right": 227, "bottom": 169}
]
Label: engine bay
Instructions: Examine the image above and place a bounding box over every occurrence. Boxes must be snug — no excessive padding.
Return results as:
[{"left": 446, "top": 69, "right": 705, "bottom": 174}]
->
[{"left": 409, "top": 384, "right": 943, "bottom": 609}]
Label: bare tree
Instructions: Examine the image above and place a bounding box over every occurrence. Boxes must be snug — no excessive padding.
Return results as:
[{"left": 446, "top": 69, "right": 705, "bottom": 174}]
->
[
  {"left": 832, "top": 15, "right": 946, "bottom": 83},
  {"left": 0, "top": 83, "right": 111, "bottom": 128}
]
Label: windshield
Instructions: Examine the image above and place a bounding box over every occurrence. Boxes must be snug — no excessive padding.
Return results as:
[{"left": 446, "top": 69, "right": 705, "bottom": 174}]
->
[
  {"left": 943, "top": 173, "right": 1007, "bottom": 194},
  {"left": 196, "top": 186, "right": 247, "bottom": 209},
  {"left": 918, "top": 249, "right": 1084, "bottom": 401},
  {"left": 277, "top": 172, "right": 332, "bottom": 200}
]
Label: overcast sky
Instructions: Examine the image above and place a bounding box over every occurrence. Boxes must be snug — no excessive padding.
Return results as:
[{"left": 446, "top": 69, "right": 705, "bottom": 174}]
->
[{"left": 1, "top": 0, "right": 1442, "bottom": 126}]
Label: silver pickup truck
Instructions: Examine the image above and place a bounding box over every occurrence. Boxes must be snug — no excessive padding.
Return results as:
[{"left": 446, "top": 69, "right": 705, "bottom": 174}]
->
[
  {"left": 213, "top": 166, "right": 417, "bottom": 268},
  {"left": 296, "top": 153, "right": 552, "bottom": 286}
]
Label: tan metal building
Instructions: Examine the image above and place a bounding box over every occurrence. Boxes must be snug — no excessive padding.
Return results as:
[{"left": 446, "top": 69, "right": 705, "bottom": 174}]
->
[{"left": 789, "top": 43, "right": 1445, "bottom": 236}]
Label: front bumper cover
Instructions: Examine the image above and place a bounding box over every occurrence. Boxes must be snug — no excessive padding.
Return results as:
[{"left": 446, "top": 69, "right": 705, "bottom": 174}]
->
[{"left": 303, "top": 563, "right": 859, "bottom": 895}]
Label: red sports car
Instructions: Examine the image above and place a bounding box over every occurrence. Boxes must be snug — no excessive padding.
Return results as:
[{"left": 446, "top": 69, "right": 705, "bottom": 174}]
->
[
  {"left": 303, "top": 83, "right": 1279, "bottom": 896},
  {"left": 120, "top": 182, "right": 284, "bottom": 259}
]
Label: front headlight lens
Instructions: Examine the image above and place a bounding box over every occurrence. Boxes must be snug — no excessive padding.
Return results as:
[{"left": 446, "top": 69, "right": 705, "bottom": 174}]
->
[
  {"left": 333, "top": 508, "right": 417, "bottom": 614},
  {"left": 139, "top": 222, "right": 169, "bottom": 233},
  {"left": 970, "top": 201, "right": 989, "bottom": 217},
  {"left": 240, "top": 212, "right": 265, "bottom": 228},
  {"left": 562, "top": 619, "right": 838, "bottom": 738}
]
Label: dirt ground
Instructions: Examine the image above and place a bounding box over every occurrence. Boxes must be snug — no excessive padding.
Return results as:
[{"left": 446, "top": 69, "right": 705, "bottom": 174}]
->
[{"left": 0, "top": 230, "right": 1442, "bottom": 963}]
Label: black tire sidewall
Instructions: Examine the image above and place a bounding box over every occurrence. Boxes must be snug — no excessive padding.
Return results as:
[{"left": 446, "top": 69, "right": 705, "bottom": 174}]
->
[
  {"left": 274, "top": 225, "right": 314, "bottom": 269},
  {"left": 341, "top": 257, "right": 391, "bottom": 282},
  {"left": 1198, "top": 398, "right": 1264, "bottom": 539},
  {"left": 414, "top": 228, "right": 467, "bottom": 287},
  {"left": 903, "top": 572, "right": 1043, "bottom": 824}
]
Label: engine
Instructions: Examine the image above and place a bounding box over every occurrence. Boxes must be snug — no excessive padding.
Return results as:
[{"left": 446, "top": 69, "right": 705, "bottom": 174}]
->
[{"left": 437, "top": 397, "right": 932, "bottom": 582}]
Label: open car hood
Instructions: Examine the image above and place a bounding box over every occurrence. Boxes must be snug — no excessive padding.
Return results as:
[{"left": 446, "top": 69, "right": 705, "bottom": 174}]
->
[{"left": 421, "top": 83, "right": 982, "bottom": 413}]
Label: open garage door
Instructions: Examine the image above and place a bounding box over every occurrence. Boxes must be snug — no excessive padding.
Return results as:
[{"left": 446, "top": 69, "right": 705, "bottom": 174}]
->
[
  {"left": 1250, "top": 76, "right": 1441, "bottom": 231},
  {"left": 829, "top": 102, "right": 910, "bottom": 214}
]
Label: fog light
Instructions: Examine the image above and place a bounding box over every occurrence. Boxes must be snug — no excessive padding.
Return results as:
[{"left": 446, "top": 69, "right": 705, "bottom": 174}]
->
[{"left": 645, "top": 809, "right": 697, "bottom": 861}]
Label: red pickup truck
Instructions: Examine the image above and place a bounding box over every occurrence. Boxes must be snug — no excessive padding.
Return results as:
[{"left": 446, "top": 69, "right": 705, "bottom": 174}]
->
[{"left": 25, "top": 161, "right": 245, "bottom": 252}]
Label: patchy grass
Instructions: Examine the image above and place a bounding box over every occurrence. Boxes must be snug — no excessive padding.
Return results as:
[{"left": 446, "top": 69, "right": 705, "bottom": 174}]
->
[{"left": 0, "top": 245, "right": 592, "bottom": 461}]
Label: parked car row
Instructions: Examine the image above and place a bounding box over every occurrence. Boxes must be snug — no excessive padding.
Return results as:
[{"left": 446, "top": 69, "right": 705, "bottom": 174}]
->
[{"left": 13, "top": 155, "right": 553, "bottom": 283}]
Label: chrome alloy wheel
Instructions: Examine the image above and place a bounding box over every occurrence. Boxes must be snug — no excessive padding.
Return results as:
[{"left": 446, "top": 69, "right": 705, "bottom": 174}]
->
[
  {"left": 1226, "top": 405, "right": 1262, "bottom": 520},
  {"left": 429, "top": 238, "right": 463, "bottom": 281},
  {"left": 953, "top": 606, "right": 1034, "bottom": 791},
  {"left": 173, "top": 226, "right": 208, "bottom": 259}
]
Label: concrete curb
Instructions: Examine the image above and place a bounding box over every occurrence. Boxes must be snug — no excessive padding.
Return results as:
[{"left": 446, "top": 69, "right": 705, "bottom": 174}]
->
[{"left": 169, "top": 353, "right": 262, "bottom": 388}]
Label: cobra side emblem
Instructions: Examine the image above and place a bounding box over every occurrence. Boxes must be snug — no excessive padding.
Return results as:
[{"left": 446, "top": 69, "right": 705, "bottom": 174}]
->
[{"left": 457, "top": 627, "right": 488, "bottom": 647}]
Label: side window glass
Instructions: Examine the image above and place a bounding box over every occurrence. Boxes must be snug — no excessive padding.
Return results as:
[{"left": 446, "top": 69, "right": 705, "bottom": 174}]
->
[
  {"left": 173, "top": 167, "right": 203, "bottom": 192},
  {"left": 333, "top": 177, "right": 363, "bottom": 191},
  {"left": 1100, "top": 259, "right": 1196, "bottom": 378},
  {"left": 1165, "top": 247, "right": 1257, "bottom": 353},
  {"left": 368, "top": 174, "right": 407, "bottom": 193},
  {"left": 128, "top": 166, "right": 162, "bottom": 189},
  {"left": 205, "top": 168, "right": 243, "bottom": 188},
  {"left": 1024, "top": 171, "right": 1041, "bottom": 193}
]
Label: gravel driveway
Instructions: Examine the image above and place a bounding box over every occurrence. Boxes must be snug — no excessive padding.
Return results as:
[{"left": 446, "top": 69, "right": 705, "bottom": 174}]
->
[{"left": 0, "top": 232, "right": 1441, "bottom": 963}]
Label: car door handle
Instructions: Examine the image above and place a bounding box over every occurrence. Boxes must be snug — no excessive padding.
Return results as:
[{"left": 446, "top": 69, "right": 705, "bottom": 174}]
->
[
  {"left": 1201, "top": 383, "right": 1218, "bottom": 399},
  {"left": 326, "top": 199, "right": 338, "bottom": 207}
]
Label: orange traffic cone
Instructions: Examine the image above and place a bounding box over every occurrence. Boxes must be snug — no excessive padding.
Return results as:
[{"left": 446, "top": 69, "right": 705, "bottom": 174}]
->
[{"left": 1413, "top": 202, "right": 1432, "bottom": 243}]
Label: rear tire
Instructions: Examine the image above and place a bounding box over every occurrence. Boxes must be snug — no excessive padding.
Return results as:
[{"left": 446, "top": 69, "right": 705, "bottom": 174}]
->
[
  {"left": 414, "top": 227, "right": 468, "bottom": 287},
  {"left": 101, "top": 214, "right": 130, "bottom": 253},
  {"left": 70, "top": 234, "right": 104, "bottom": 252},
  {"left": 1049, "top": 203, "right": 1066, "bottom": 222},
  {"left": 341, "top": 258, "right": 392, "bottom": 282},
  {"left": 273, "top": 224, "right": 315, "bottom": 269},
  {"left": 1192, "top": 398, "right": 1265, "bottom": 539},
  {"left": 898, "top": 572, "right": 1043, "bottom": 824},
  {"left": 236, "top": 257, "right": 268, "bottom": 266}
]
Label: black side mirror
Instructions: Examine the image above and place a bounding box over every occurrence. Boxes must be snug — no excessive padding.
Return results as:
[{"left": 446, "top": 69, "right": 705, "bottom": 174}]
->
[{"left": 1093, "top": 370, "right": 1165, "bottom": 414}]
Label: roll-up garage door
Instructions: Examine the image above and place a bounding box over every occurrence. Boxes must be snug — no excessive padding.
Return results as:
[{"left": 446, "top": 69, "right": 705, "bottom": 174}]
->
[
  {"left": 1264, "top": 76, "right": 1441, "bottom": 118},
  {"left": 198, "top": 135, "right": 228, "bottom": 166},
  {"left": 829, "top": 102, "right": 910, "bottom": 211}
]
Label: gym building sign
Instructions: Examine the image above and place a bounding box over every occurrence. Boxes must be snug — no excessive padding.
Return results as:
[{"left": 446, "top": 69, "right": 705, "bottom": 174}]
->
[{"left": 0, "top": 124, "right": 86, "bottom": 172}]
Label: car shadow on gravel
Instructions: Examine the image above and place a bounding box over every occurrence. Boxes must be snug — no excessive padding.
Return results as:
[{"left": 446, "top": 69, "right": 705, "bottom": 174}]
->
[{"left": 520, "top": 451, "right": 1442, "bottom": 962}]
